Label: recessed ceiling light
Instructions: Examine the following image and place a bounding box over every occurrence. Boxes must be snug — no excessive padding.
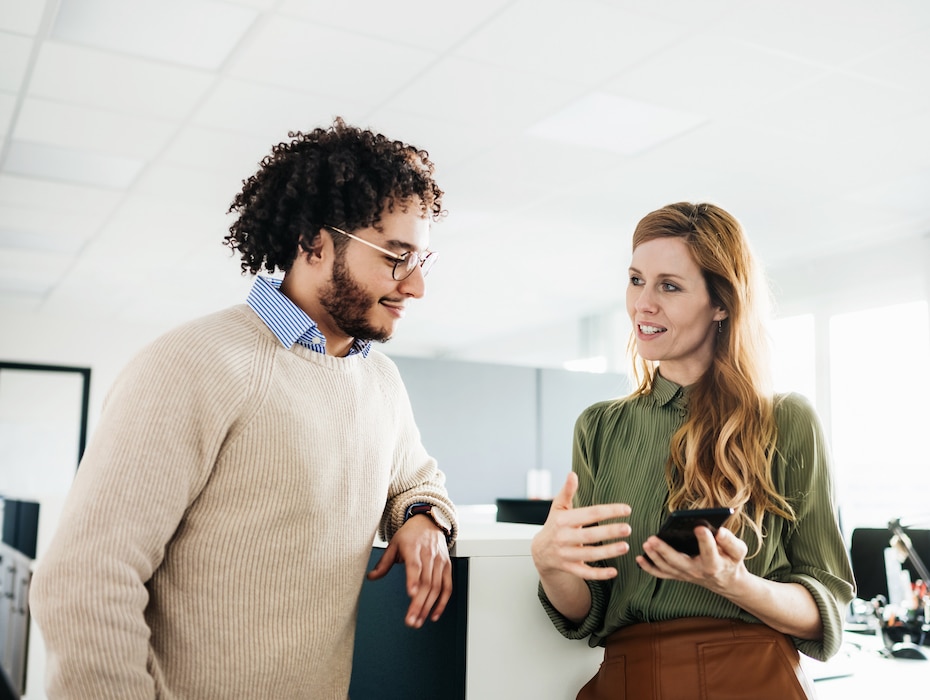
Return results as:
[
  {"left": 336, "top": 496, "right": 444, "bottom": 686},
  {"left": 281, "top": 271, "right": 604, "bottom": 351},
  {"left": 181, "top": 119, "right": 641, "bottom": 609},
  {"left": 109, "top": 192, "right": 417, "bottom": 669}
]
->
[
  {"left": 528, "top": 92, "right": 707, "bottom": 156},
  {"left": 51, "top": 0, "right": 258, "bottom": 70}
]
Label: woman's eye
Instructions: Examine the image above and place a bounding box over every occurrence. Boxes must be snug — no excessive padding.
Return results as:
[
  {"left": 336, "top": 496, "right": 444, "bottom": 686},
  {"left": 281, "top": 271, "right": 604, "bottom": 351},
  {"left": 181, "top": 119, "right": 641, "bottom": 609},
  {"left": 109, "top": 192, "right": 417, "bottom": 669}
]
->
[
  {"left": 630, "top": 276, "right": 642, "bottom": 286},
  {"left": 661, "top": 282, "right": 679, "bottom": 292}
]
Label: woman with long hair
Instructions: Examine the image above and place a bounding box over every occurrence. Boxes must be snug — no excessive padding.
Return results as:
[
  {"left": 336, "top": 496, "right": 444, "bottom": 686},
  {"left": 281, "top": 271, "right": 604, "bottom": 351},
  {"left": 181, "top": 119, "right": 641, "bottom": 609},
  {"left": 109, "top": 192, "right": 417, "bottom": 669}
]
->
[{"left": 532, "top": 202, "right": 854, "bottom": 699}]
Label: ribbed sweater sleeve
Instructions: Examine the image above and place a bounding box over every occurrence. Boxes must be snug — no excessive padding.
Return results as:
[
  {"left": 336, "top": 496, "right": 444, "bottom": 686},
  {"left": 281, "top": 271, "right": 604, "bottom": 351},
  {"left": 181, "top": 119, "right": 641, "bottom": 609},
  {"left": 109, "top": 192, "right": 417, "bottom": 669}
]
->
[
  {"left": 30, "top": 305, "right": 456, "bottom": 699},
  {"left": 31, "top": 307, "right": 268, "bottom": 699}
]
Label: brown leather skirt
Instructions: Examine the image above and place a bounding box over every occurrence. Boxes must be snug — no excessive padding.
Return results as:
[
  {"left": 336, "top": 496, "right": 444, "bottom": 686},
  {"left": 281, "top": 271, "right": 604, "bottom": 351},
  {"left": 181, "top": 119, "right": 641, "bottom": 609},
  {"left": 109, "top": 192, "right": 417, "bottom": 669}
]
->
[{"left": 577, "top": 617, "right": 817, "bottom": 700}]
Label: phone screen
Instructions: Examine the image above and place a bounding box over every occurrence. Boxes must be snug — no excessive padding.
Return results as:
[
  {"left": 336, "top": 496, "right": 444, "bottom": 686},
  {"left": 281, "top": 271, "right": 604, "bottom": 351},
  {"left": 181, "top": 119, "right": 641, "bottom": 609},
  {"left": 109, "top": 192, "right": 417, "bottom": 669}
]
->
[{"left": 655, "top": 507, "right": 734, "bottom": 556}]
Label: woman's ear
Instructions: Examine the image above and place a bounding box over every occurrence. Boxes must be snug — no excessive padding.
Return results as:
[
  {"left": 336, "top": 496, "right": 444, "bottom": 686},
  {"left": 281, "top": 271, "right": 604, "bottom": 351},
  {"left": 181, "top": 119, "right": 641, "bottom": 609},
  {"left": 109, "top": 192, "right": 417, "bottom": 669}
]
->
[{"left": 714, "top": 307, "right": 729, "bottom": 322}]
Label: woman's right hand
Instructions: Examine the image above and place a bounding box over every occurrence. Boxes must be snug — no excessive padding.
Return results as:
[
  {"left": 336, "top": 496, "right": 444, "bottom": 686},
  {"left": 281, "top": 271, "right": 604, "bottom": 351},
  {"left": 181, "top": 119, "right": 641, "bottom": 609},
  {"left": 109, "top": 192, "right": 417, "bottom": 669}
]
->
[{"left": 531, "top": 471, "right": 632, "bottom": 581}]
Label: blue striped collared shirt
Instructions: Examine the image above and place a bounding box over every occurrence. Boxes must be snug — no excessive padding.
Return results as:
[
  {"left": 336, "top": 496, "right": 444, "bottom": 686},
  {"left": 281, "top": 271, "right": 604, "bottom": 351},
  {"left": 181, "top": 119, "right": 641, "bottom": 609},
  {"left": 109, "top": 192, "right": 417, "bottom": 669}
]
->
[{"left": 246, "top": 276, "right": 372, "bottom": 357}]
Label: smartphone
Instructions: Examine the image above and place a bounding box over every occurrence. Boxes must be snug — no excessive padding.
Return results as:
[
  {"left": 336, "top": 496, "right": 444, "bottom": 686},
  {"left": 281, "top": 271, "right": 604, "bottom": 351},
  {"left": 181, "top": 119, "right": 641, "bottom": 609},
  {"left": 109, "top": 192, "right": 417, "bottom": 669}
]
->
[{"left": 654, "top": 507, "right": 734, "bottom": 556}]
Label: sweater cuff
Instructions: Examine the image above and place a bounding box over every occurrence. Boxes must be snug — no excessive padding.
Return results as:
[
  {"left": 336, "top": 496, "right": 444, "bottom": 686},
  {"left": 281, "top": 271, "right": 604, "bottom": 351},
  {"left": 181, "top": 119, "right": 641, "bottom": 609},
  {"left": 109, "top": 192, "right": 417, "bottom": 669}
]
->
[
  {"left": 785, "top": 572, "right": 851, "bottom": 661},
  {"left": 537, "top": 579, "right": 606, "bottom": 641}
]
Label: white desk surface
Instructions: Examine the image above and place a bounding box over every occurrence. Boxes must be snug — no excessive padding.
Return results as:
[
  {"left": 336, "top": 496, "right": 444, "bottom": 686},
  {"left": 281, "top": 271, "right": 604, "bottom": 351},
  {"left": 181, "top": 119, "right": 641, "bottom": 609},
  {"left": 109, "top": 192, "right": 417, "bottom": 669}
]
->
[
  {"left": 375, "top": 511, "right": 929, "bottom": 696},
  {"left": 806, "top": 630, "right": 929, "bottom": 696},
  {"left": 374, "top": 509, "right": 542, "bottom": 558}
]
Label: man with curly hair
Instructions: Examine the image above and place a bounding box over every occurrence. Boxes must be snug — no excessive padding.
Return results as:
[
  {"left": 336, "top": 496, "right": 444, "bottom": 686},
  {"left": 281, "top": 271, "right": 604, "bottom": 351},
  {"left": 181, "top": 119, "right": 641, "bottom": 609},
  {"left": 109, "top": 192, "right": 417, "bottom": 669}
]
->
[{"left": 31, "top": 118, "right": 458, "bottom": 699}]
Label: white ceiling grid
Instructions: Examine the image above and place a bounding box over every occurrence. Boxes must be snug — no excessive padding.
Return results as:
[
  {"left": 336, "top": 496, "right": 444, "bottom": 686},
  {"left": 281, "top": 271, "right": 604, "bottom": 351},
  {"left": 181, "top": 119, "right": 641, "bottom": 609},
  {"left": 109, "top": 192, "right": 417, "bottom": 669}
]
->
[{"left": 1, "top": 0, "right": 929, "bottom": 366}]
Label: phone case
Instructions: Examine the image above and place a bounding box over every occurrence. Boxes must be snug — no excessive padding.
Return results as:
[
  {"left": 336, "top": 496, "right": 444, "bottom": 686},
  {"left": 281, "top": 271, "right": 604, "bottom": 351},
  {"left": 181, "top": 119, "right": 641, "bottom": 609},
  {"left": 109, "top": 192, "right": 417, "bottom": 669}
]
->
[{"left": 655, "top": 507, "right": 734, "bottom": 556}]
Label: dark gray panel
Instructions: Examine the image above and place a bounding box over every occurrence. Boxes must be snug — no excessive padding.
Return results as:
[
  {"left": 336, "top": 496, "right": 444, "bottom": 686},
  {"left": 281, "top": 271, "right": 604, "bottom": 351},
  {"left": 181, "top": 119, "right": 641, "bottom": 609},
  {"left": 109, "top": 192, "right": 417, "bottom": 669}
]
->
[{"left": 350, "top": 548, "right": 468, "bottom": 700}]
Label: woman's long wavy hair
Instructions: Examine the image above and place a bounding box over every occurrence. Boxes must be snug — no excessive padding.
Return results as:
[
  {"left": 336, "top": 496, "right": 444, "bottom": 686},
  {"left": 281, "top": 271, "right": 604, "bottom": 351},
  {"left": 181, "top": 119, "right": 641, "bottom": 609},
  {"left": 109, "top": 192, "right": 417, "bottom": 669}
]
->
[{"left": 627, "top": 202, "right": 794, "bottom": 552}]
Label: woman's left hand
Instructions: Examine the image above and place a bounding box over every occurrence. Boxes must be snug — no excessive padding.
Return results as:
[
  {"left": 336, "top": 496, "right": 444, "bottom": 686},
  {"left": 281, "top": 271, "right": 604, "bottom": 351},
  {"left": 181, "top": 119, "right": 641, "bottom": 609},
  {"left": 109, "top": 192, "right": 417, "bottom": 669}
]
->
[
  {"left": 637, "top": 525, "right": 749, "bottom": 595},
  {"left": 637, "top": 524, "right": 824, "bottom": 640}
]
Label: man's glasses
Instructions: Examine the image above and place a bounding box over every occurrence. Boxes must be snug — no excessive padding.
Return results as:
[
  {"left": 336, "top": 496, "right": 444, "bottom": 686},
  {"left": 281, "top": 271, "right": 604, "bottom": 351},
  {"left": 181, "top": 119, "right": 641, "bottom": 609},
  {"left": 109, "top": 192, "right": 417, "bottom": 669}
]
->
[{"left": 325, "top": 225, "right": 437, "bottom": 281}]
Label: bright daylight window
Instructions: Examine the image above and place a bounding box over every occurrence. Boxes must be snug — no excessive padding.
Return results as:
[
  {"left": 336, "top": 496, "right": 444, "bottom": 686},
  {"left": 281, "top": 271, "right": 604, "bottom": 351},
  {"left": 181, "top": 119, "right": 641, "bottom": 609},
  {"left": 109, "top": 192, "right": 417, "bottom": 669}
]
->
[
  {"left": 769, "top": 313, "right": 816, "bottom": 402},
  {"left": 829, "top": 301, "right": 930, "bottom": 533}
]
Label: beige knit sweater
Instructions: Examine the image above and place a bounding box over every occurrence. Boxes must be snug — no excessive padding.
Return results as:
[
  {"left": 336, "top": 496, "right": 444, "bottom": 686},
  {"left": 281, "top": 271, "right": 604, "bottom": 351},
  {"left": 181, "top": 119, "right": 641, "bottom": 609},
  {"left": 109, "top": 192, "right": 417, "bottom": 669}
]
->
[{"left": 30, "top": 305, "right": 456, "bottom": 699}]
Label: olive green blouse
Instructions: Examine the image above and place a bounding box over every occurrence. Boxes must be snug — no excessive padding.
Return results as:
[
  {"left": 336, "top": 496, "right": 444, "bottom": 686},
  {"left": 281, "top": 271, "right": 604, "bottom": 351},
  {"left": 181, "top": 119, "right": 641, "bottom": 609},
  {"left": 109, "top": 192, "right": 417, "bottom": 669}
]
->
[{"left": 539, "top": 374, "right": 856, "bottom": 661}]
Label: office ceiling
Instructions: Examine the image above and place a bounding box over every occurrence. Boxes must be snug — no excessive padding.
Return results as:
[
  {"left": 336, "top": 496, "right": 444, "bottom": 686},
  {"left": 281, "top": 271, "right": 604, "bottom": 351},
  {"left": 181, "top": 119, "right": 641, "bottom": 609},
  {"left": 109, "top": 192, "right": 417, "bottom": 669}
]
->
[{"left": 2, "top": 0, "right": 930, "bottom": 367}]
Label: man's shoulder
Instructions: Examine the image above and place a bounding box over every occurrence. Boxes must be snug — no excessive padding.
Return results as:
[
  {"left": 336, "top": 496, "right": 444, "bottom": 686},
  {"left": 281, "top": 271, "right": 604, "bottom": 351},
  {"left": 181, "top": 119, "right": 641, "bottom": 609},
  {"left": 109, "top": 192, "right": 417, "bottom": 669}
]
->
[
  {"left": 149, "top": 305, "right": 262, "bottom": 348},
  {"left": 361, "top": 348, "right": 405, "bottom": 385},
  {"left": 128, "top": 305, "right": 269, "bottom": 377}
]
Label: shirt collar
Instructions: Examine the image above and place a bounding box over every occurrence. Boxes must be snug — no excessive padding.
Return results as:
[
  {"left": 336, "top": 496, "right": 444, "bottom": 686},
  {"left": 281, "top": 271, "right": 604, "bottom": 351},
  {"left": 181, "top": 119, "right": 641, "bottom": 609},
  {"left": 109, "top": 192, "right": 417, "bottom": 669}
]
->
[
  {"left": 246, "top": 276, "right": 372, "bottom": 357},
  {"left": 651, "top": 372, "right": 688, "bottom": 411}
]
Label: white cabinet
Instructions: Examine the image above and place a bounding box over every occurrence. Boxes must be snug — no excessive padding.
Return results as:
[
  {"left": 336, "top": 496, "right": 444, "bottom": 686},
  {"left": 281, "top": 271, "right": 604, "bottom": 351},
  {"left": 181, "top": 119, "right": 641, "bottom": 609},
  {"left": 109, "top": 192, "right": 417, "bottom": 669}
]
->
[{"left": 351, "top": 522, "right": 602, "bottom": 699}]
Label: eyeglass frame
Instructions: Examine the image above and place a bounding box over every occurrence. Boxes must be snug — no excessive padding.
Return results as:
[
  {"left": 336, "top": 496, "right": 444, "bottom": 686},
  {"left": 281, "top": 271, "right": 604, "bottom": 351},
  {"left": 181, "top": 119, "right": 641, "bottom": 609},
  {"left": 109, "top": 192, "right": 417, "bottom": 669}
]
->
[{"left": 324, "top": 225, "right": 437, "bottom": 281}]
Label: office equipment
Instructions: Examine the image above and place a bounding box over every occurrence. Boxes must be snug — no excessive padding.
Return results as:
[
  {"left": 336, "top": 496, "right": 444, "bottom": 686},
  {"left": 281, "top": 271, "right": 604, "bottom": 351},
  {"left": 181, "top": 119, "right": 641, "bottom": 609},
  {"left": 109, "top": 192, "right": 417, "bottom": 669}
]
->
[
  {"left": 0, "top": 499, "right": 39, "bottom": 561},
  {"left": 495, "top": 498, "right": 552, "bottom": 525},
  {"left": 850, "top": 526, "right": 930, "bottom": 602}
]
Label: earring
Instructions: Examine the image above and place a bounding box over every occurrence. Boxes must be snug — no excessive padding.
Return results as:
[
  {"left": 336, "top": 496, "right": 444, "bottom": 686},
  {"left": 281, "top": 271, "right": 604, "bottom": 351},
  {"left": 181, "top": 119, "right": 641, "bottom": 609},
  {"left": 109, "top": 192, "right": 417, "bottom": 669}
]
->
[{"left": 717, "top": 320, "right": 723, "bottom": 334}]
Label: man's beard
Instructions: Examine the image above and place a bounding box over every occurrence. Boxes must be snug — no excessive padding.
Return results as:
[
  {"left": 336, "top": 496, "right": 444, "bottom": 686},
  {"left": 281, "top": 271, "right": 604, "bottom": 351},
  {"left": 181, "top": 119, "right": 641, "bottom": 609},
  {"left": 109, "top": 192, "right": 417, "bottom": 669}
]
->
[{"left": 318, "top": 256, "right": 392, "bottom": 343}]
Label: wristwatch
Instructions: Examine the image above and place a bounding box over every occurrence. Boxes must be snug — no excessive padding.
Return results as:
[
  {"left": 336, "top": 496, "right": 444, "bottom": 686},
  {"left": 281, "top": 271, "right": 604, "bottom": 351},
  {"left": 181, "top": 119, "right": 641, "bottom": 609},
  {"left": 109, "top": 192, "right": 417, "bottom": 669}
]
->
[{"left": 407, "top": 503, "right": 452, "bottom": 540}]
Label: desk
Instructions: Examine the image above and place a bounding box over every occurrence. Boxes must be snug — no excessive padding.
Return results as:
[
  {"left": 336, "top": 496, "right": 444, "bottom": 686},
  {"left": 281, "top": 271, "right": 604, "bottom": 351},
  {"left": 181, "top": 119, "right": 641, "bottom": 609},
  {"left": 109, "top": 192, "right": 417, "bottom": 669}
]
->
[
  {"left": 807, "top": 631, "right": 929, "bottom": 697},
  {"left": 350, "top": 521, "right": 929, "bottom": 699},
  {"left": 350, "top": 521, "right": 602, "bottom": 700}
]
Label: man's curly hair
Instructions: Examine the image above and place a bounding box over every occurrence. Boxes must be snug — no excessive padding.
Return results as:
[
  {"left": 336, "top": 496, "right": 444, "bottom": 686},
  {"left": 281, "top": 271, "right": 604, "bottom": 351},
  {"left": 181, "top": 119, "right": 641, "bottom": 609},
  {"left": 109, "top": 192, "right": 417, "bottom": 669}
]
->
[{"left": 224, "top": 117, "right": 444, "bottom": 275}]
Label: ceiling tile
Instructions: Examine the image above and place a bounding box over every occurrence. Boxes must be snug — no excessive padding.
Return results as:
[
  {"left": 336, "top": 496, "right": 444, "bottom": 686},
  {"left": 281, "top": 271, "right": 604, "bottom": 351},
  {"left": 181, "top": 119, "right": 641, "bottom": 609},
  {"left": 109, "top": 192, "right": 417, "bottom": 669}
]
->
[
  {"left": 603, "top": 34, "right": 826, "bottom": 118},
  {"left": 844, "top": 28, "right": 930, "bottom": 92},
  {"left": 51, "top": 0, "right": 258, "bottom": 70},
  {"left": 0, "top": 291, "right": 45, "bottom": 310},
  {"left": 527, "top": 92, "right": 707, "bottom": 156},
  {"left": 2, "top": 0, "right": 930, "bottom": 369},
  {"left": 381, "top": 55, "right": 586, "bottom": 128},
  {"left": 13, "top": 97, "right": 178, "bottom": 158},
  {"left": 0, "top": 227, "right": 84, "bottom": 254},
  {"left": 0, "top": 247, "right": 74, "bottom": 285},
  {"left": 226, "top": 16, "right": 437, "bottom": 104},
  {"left": 160, "top": 124, "right": 275, "bottom": 176},
  {"left": 28, "top": 41, "right": 215, "bottom": 119},
  {"left": 715, "top": 0, "right": 930, "bottom": 68},
  {"left": 737, "top": 71, "right": 930, "bottom": 144},
  {"left": 0, "top": 173, "right": 123, "bottom": 214},
  {"left": 361, "top": 108, "right": 502, "bottom": 171},
  {"left": 3, "top": 140, "right": 145, "bottom": 189},
  {"left": 0, "top": 31, "right": 33, "bottom": 92},
  {"left": 91, "top": 190, "right": 230, "bottom": 259},
  {"left": 0, "top": 91, "right": 15, "bottom": 132},
  {"left": 191, "top": 78, "right": 369, "bottom": 139},
  {"left": 453, "top": 0, "right": 686, "bottom": 86},
  {"left": 0, "top": 202, "right": 105, "bottom": 243},
  {"left": 840, "top": 167, "right": 930, "bottom": 217},
  {"left": 132, "top": 162, "right": 243, "bottom": 213},
  {"left": 278, "top": 0, "right": 511, "bottom": 52},
  {"left": 0, "top": 0, "right": 46, "bottom": 34}
]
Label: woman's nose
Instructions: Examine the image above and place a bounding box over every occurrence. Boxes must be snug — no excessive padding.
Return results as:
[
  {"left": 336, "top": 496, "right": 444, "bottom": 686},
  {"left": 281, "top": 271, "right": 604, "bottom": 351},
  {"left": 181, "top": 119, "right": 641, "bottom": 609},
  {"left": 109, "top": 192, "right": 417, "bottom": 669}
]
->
[{"left": 632, "top": 286, "right": 657, "bottom": 312}]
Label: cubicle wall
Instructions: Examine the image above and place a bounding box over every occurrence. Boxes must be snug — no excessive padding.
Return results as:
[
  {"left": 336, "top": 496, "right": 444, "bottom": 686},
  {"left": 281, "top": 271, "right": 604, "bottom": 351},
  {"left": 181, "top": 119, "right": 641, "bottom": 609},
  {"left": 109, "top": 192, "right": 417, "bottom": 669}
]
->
[{"left": 391, "top": 356, "right": 629, "bottom": 505}]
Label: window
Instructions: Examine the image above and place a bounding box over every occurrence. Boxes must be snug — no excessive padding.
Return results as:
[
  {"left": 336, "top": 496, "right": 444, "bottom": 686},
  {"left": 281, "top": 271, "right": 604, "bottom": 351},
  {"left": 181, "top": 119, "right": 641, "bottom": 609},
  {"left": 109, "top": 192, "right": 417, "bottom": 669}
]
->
[
  {"left": 829, "top": 301, "right": 930, "bottom": 533},
  {"left": 769, "top": 313, "right": 816, "bottom": 402}
]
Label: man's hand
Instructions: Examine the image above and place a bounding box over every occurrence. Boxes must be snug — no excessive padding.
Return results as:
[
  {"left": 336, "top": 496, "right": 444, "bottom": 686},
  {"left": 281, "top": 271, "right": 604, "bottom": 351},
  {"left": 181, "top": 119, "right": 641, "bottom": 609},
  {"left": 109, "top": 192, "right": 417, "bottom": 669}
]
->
[{"left": 367, "top": 515, "right": 452, "bottom": 628}]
